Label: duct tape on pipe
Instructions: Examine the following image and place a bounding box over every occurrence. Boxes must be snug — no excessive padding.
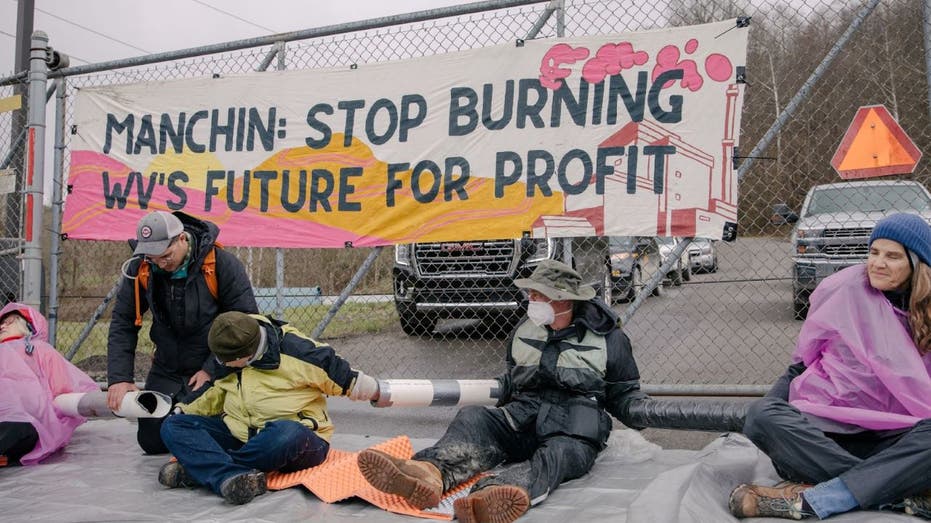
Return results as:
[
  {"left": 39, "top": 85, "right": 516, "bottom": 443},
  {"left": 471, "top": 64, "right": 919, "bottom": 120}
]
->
[{"left": 372, "top": 379, "right": 501, "bottom": 408}]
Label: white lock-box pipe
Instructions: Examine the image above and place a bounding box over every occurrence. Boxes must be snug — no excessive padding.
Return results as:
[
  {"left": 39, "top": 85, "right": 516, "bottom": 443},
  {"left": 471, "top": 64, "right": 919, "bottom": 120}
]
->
[{"left": 54, "top": 390, "right": 172, "bottom": 419}]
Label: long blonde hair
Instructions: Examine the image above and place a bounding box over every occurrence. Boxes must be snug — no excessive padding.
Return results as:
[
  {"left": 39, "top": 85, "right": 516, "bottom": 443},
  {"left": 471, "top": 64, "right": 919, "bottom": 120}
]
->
[{"left": 908, "top": 261, "right": 931, "bottom": 354}]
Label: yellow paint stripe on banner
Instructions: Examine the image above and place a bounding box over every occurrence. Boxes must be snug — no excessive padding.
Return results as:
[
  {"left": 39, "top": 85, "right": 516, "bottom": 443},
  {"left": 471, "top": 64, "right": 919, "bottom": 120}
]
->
[{"left": 0, "top": 95, "right": 22, "bottom": 113}]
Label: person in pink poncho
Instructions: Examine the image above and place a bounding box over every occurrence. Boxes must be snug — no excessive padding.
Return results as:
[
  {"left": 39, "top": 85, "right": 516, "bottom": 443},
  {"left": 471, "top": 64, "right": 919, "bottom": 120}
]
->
[
  {"left": 729, "top": 213, "right": 931, "bottom": 520},
  {"left": 0, "top": 302, "right": 98, "bottom": 466}
]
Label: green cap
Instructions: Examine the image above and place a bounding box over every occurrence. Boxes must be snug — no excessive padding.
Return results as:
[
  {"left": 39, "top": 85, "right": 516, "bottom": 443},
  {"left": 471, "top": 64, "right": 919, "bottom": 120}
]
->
[
  {"left": 513, "top": 259, "right": 596, "bottom": 301},
  {"left": 208, "top": 311, "right": 260, "bottom": 362}
]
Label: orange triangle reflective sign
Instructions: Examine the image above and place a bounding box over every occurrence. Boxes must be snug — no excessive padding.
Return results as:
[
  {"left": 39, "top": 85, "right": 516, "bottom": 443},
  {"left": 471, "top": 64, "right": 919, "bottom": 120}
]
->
[{"left": 830, "top": 105, "right": 922, "bottom": 180}]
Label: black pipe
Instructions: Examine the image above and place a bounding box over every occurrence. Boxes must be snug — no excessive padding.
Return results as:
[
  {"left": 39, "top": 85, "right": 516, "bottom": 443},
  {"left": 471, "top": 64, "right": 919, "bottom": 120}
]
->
[{"left": 626, "top": 399, "right": 750, "bottom": 433}]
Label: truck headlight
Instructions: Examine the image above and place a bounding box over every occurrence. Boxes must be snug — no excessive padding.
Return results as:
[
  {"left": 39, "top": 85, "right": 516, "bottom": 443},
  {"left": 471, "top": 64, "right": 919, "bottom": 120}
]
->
[
  {"left": 395, "top": 244, "right": 411, "bottom": 266},
  {"left": 527, "top": 238, "right": 553, "bottom": 263}
]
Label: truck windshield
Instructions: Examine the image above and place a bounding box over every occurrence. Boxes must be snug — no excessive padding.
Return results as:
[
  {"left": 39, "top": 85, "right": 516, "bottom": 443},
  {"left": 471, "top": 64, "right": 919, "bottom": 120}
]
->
[
  {"left": 609, "top": 237, "right": 636, "bottom": 251},
  {"left": 805, "top": 185, "right": 931, "bottom": 216}
]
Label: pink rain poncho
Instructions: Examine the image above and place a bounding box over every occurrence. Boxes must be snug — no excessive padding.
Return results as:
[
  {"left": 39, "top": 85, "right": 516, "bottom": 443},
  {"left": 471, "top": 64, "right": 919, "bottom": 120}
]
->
[
  {"left": 0, "top": 303, "right": 98, "bottom": 465},
  {"left": 789, "top": 265, "right": 931, "bottom": 430}
]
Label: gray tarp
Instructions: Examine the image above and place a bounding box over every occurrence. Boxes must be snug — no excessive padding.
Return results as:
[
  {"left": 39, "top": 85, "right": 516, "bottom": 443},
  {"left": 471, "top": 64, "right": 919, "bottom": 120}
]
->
[{"left": 1, "top": 416, "right": 919, "bottom": 521}]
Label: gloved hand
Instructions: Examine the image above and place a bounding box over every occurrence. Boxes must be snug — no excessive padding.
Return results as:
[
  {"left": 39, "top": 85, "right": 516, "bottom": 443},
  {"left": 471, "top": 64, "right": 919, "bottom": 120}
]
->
[{"left": 349, "top": 371, "right": 379, "bottom": 401}]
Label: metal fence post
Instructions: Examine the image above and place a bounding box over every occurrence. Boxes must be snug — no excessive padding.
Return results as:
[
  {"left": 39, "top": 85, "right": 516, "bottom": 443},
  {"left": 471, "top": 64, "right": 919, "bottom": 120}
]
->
[
  {"left": 736, "top": 0, "right": 881, "bottom": 181},
  {"left": 311, "top": 246, "right": 384, "bottom": 339},
  {"left": 619, "top": 238, "right": 692, "bottom": 326},
  {"left": 22, "top": 31, "right": 50, "bottom": 308},
  {"left": 525, "top": 0, "right": 561, "bottom": 40},
  {"left": 65, "top": 278, "right": 120, "bottom": 361},
  {"left": 48, "top": 77, "right": 66, "bottom": 345},
  {"left": 275, "top": 42, "right": 288, "bottom": 320}
]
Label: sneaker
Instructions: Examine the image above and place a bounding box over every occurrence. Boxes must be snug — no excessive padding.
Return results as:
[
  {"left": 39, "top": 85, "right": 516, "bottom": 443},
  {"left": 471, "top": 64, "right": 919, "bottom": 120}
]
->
[
  {"left": 219, "top": 470, "right": 267, "bottom": 505},
  {"left": 357, "top": 449, "right": 443, "bottom": 509},
  {"left": 729, "top": 482, "right": 813, "bottom": 520},
  {"left": 454, "top": 485, "right": 530, "bottom": 523},
  {"left": 895, "top": 490, "right": 931, "bottom": 519},
  {"left": 157, "top": 460, "right": 196, "bottom": 489}
]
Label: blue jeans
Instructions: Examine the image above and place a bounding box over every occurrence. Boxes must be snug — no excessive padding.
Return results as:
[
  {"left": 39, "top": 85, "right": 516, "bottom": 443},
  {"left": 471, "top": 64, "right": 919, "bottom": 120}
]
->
[{"left": 160, "top": 415, "right": 329, "bottom": 494}]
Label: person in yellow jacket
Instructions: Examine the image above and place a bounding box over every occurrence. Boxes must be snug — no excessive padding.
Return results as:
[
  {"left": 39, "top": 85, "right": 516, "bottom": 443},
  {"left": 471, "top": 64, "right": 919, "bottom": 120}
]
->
[{"left": 157, "top": 311, "right": 379, "bottom": 505}]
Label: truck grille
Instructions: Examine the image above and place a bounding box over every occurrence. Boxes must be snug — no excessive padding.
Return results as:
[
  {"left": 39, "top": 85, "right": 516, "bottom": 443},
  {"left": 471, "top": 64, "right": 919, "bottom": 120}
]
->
[
  {"left": 823, "top": 227, "right": 871, "bottom": 238},
  {"left": 415, "top": 240, "right": 516, "bottom": 276},
  {"left": 823, "top": 244, "right": 868, "bottom": 256}
]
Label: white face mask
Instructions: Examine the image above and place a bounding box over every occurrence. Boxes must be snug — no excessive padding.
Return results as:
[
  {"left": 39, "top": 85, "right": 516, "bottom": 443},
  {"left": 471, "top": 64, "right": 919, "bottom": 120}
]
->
[{"left": 527, "top": 300, "right": 556, "bottom": 327}]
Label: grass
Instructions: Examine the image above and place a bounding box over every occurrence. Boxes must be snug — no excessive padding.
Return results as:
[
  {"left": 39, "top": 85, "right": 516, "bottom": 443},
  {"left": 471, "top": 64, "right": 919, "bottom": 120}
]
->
[{"left": 57, "top": 301, "right": 399, "bottom": 363}]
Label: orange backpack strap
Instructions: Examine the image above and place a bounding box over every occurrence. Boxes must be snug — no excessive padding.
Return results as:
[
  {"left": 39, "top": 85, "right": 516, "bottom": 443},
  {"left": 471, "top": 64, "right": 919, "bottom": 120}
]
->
[
  {"left": 134, "top": 262, "right": 150, "bottom": 327},
  {"left": 135, "top": 243, "right": 223, "bottom": 327},
  {"left": 202, "top": 247, "right": 219, "bottom": 300},
  {"left": 133, "top": 245, "right": 220, "bottom": 326}
]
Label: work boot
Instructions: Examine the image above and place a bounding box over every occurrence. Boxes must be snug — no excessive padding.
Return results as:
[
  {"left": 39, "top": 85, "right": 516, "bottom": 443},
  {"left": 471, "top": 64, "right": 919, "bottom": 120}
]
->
[
  {"left": 219, "top": 470, "right": 267, "bottom": 505},
  {"left": 357, "top": 449, "right": 443, "bottom": 509},
  {"left": 157, "top": 459, "right": 196, "bottom": 488},
  {"left": 454, "top": 484, "right": 530, "bottom": 523},
  {"left": 895, "top": 490, "right": 931, "bottom": 519},
  {"left": 729, "top": 481, "right": 814, "bottom": 519}
]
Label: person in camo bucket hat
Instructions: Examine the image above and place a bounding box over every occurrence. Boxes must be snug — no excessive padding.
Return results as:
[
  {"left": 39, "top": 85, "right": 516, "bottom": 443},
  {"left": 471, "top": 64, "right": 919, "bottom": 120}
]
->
[
  {"left": 357, "top": 258, "right": 648, "bottom": 523},
  {"left": 513, "top": 259, "right": 596, "bottom": 301}
]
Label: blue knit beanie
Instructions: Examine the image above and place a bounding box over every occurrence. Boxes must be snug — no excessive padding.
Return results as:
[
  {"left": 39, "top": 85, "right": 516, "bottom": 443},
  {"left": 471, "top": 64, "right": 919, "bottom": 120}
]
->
[{"left": 869, "top": 213, "right": 931, "bottom": 266}]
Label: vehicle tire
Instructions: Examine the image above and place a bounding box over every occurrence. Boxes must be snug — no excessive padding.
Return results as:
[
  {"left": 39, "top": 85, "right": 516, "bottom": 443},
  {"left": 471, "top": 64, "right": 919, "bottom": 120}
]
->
[
  {"left": 651, "top": 279, "right": 665, "bottom": 297},
  {"left": 601, "top": 262, "right": 613, "bottom": 306},
  {"left": 709, "top": 258, "right": 718, "bottom": 273},
  {"left": 682, "top": 263, "right": 692, "bottom": 282},
  {"left": 399, "top": 309, "right": 437, "bottom": 336},
  {"left": 671, "top": 264, "right": 683, "bottom": 286},
  {"left": 622, "top": 267, "right": 641, "bottom": 302},
  {"left": 793, "top": 300, "right": 809, "bottom": 321}
]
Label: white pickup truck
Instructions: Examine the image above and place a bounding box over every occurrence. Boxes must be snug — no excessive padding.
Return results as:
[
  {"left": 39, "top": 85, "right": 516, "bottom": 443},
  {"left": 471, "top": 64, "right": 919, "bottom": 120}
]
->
[{"left": 773, "top": 180, "right": 931, "bottom": 319}]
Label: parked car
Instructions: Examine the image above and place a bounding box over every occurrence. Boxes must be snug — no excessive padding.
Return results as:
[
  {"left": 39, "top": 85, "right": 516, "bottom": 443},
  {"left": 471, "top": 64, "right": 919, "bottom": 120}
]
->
[
  {"left": 655, "top": 236, "right": 692, "bottom": 286},
  {"left": 687, "top": 237, "right": 718, "bottom": 273},
  {"left": 608, "top": 236, "right": 666, "bottom": 302},
  {"left": 772, "top": 179, "right": 931, "bottom": 319}
]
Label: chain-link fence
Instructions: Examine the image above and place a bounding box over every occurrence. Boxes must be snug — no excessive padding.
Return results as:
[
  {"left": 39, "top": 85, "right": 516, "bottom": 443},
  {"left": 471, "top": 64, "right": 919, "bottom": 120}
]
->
[
  {"left": 1, "top": 0, "right": 929, "bottom": 394},
  {"left": 0, "top": 77, "right": 25, "bottom": 307}
]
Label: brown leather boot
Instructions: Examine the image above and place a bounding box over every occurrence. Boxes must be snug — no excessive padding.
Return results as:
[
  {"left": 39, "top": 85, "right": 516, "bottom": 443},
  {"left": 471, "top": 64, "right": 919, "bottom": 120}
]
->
[
  {"left": 895, "top": 489, "right": 931, "bottom": 519},
  {"left": 357, "top": 449, "right": 443, "bottom": 509},
  {"left": 454, "top": 484, "right": 530, "bottom": 523},
  {"left": 728, "top": 481, "right": 813, "bottom": 519}
]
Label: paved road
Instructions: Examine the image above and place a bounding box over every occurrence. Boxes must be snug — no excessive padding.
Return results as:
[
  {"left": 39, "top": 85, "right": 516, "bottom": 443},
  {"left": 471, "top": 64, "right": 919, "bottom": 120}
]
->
[
  {"left": 330, "top": 236, "right": 800, "bottom": 389},
  {"left": 324, "top": 237, "right": 797, "bottom": 449}
]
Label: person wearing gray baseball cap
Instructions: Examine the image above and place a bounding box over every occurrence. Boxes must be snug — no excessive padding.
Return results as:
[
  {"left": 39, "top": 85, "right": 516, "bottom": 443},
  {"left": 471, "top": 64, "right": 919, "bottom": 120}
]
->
[
  {"left": 132, "top": 211, "right": 186, "bottom": 258},
  {"left": 107, "top": 210, "right": 258, "bottom": 455},
  {"left": 358, "top": 258, "right": 648, "bottom": 523}
]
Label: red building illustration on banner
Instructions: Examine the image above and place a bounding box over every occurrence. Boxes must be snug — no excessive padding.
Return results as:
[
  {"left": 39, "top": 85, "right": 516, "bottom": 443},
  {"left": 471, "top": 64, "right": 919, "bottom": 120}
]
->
[{"left": 532, "top": 84, "right": 740, "bottom": 238}]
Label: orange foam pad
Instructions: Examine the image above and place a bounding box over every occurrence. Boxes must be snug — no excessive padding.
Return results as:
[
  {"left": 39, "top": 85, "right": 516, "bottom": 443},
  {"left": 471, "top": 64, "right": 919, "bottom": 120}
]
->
[{"left": 267, "top": 435, "right": 482, "bottom": 520}]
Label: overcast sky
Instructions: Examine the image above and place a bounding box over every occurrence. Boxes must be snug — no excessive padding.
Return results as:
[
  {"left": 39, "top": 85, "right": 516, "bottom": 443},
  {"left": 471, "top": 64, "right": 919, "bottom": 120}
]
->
[{"left": 0, "top": 0, "right": 477, "bottom": 76}]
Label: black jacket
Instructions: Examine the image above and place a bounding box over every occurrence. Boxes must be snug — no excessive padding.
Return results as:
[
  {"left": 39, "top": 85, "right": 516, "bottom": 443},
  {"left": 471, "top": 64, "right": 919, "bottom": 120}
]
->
[
  {"left": 497, "top": 299, "right": 649, "bottom": 448},
  {"left": 107, "top": 211, "right": 258, "bottom": 386}
]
